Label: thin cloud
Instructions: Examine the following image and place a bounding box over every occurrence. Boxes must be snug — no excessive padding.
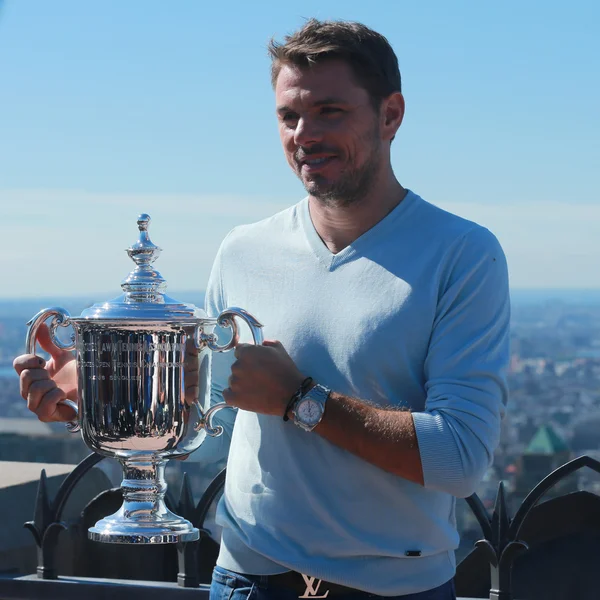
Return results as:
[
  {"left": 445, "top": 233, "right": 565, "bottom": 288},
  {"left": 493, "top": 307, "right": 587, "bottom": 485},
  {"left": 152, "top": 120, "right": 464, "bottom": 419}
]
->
[
  {"left": 0, "top": 189, "right": 598, "bottom": 297},
  {"left": 0, "top": 189, "right": 288, "bottom": 221}
]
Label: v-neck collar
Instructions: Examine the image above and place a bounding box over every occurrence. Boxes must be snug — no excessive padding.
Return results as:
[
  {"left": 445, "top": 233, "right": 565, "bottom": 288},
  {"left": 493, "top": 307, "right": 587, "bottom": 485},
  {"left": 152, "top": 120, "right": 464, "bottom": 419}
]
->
[{"left": 298, "top": 190, "right": 418, "bottom": 271}]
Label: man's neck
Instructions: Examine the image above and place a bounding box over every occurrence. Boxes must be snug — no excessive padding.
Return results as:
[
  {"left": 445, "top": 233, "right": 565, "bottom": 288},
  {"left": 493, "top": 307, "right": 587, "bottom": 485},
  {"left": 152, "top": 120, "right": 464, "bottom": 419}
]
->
[{"left": 308, "top": 178, "right": 407, "bottom": 254}]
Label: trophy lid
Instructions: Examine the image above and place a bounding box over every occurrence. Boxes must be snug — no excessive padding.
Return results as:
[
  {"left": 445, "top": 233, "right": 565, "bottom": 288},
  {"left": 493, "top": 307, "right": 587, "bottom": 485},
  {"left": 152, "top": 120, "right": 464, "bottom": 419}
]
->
[{"left": 79, "top": 214, "right": 206, "bottom": 321}]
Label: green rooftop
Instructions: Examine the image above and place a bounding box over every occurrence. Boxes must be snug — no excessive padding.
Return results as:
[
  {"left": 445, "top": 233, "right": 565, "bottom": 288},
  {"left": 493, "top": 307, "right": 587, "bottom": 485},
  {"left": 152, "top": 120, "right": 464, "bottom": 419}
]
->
[{"left": 525, "top": 424, "right": 570, "bottom": 455}]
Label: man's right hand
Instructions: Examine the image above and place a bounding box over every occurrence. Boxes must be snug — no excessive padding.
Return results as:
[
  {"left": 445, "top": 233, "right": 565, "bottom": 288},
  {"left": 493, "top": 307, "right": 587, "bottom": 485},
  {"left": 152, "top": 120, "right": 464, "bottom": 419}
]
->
[{"left": 13, "top": 323, "right": 78, "bottom": 422}]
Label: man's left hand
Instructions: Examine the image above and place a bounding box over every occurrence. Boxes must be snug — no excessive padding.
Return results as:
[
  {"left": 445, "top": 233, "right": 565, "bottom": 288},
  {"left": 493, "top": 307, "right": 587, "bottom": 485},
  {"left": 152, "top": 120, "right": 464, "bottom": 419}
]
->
[{"left": 223, "top": 340, "right": 305, "bottom": 417}]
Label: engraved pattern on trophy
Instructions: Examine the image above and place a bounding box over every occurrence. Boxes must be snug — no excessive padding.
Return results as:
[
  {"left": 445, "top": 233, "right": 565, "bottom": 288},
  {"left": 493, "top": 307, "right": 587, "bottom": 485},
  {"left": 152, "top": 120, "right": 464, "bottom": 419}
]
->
[
  {"left": 24, "top": 214, "right": 263, "bottom": 545},
  {"left": 76, "top": 326, "right": 204, "bottom": 455}
]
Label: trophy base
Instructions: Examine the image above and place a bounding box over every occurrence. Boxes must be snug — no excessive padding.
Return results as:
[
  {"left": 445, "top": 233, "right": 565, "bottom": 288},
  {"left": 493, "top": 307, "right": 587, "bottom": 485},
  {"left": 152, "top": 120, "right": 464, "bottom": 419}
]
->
[
  {"left": 88, "top": 516, "right": 199, "bottom": 544},
  {"left": 87, "top": 457, "right": 201, "bottom": 544}
]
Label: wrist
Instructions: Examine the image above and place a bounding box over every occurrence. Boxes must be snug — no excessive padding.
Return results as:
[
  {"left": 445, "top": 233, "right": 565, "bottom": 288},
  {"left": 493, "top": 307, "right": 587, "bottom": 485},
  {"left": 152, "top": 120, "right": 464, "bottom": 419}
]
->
[
  {"left": 290, "top": 383, "right": 331, "bottom": 432},
  {"left": 284, "top": 380, "right": 317, "bottom": 420},
  {"left": 282, "top": 376, "right": 314, "bottom": 421}
]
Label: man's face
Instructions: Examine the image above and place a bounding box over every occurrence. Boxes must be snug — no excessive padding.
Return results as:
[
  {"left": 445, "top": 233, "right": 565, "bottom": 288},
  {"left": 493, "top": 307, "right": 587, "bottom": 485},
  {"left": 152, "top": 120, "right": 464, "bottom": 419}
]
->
[{"left": 275, "top": 59, "right": 383, "bottom": 207}]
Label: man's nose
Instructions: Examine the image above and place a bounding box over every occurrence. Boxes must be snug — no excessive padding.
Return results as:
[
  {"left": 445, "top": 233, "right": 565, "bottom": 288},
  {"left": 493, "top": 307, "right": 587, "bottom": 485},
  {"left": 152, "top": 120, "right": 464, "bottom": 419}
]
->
[{"left": 293, "top": 117, "right": 323, "bottom": 147}]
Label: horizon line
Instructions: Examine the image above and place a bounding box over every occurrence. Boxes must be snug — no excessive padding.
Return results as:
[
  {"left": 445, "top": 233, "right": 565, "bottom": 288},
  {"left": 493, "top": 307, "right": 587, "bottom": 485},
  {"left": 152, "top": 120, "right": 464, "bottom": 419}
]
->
[{"left": 1, "top": 287, "right": 600, "bottom": 301}]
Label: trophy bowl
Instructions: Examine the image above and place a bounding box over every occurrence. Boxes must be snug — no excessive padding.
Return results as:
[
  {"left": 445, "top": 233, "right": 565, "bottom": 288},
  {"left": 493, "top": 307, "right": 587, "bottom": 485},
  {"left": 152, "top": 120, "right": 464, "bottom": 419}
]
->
[{"left": 25, "top": 214, "right": 263, "bottom": 544}]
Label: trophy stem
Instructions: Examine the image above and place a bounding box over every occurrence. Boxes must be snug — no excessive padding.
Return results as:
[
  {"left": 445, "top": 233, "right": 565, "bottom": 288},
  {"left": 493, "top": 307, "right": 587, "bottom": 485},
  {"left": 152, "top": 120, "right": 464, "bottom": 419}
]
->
[
  {"left": 87, "top": 457, "right": 199, "bottom": 544},
  {"left": 121, "top": 457, "right": 168, "bottom": 508}
]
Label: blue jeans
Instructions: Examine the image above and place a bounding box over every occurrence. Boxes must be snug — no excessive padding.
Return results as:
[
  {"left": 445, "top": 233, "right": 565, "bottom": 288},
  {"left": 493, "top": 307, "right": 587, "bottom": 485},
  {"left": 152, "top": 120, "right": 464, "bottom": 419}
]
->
[{"left": 210, "top": 566, "right": 456, "bottom": 599}]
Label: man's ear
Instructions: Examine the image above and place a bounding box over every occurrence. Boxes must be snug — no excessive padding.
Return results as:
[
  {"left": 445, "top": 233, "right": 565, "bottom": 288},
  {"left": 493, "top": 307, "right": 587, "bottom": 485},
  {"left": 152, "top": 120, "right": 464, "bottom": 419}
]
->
[{"left": 381, "top": 92, "right": 405, "bottom": 142}]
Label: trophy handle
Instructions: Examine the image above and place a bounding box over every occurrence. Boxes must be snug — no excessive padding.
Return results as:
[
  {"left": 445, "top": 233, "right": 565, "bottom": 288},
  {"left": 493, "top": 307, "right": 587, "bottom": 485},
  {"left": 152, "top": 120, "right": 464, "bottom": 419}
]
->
[
  {"left": 202, "top": 307, "right": 264, "bottom": 351},
  {"left": 195, "top": 307, "right": 264, "bottom": 436},
  {"left": 26, "top": 307, "right": 80, "bottom": 433}
]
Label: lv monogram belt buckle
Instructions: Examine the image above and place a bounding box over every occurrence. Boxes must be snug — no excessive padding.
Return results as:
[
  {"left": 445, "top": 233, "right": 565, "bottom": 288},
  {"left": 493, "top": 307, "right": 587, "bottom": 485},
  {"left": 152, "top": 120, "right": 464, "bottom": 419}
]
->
[{"left": 299, "top": 574, "right": 330, "bottom": 598}]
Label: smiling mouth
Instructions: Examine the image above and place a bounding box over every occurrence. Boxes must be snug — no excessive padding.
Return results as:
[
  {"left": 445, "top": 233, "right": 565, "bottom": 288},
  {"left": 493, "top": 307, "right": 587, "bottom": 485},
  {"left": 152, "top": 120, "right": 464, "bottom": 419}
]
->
[{"left": 300, "top": 156, "right": 336, "bottom": 172}]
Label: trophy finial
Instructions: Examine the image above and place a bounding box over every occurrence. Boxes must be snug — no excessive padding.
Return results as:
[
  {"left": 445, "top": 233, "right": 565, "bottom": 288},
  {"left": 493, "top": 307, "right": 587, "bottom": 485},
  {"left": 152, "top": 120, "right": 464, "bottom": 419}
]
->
[
  {"left": 127, "top": 213, "right": 161, "bottom": 267},
  {"left": 121, "top": 213, "right": 167, "bottom": 302},
  {"left": 137, "top": 214, "right": 151, "bottom": 231}
]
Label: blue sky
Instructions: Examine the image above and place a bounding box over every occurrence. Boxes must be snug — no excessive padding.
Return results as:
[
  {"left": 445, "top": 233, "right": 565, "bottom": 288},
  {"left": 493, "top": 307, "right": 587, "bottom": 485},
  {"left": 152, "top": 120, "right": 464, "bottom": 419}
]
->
[{"left": 0, "top": 0, "right": 598, "bottom": 298}]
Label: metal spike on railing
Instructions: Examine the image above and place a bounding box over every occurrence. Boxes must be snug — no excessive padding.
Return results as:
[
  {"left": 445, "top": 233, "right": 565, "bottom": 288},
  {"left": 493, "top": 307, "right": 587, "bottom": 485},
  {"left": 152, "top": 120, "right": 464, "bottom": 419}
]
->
[
  {"left": 22, "top": 454, "right": 104, "bottom": 580},
  {"left": 472, "top": 481, "right": 528, "bottom": 600},
  {"left": 492, "top": 481, "right": 509, "bottom": 550},
  {"left": 23, "top": 470, "right": 67, "bottom": 579},
  {"left": 33, "top": 470, "right": 52, "bottom": 534}
]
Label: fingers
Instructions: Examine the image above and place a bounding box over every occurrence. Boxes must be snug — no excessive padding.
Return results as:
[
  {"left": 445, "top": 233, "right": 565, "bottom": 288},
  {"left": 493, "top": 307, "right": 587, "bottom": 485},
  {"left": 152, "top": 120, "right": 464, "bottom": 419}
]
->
[
  {"left": 19, "top": 367, "right": 51, "bottom": 400},
  {"left": 262, "top": 340, "right": 283, "bottom": 348},
  {"left": 222, "top": 386, "right": 234, "bottom": 406},
  {"left": 27, "top": 381, "right": 72, "bottom": 422},
  {"left": 36, "top": 323, "right": 72, "bottom": 360},
  {"left": 227, "top": 373, "right": 239, "bottom": 391},
  {"left": 184, "top": 355, "right": 200, "bottom": 406},
  {"left": 21, "top": 366, "right": 75, "bottom": 423},
  {"left": 184, "top": 361, "right": 199, "bottom": 386},
  {"left": 184, "top": 385, "right": 200, "bottom": 406},
  {"left": 15, "top": 353, "right": 74, "bottom": 423},
  {"left": 233, "top": 340, "right": 281, "bottom": 360},
  {"left": 225, "top": 339, "right": 298, "bottom": 415},
  {"left": 53, "top": 402, "right": 78, "bottom": 422},
  {"left": 223, "top": 374, "right": 245, "bottom": 407},
  {"left": 13, "top": 354, "right": 46, "bottom": 376},
  {"left": 184, "top": 336, "right": 199, "bottom": 357},
  {"left": 233, "top": 343, "right": 251, "bottom": 359}
]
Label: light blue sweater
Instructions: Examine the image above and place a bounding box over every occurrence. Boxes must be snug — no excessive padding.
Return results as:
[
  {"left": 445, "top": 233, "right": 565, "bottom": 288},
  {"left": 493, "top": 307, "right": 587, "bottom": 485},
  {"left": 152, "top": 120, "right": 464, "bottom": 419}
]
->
[{"left": 203, "top": 190, "right": 510, "bottom": 595}]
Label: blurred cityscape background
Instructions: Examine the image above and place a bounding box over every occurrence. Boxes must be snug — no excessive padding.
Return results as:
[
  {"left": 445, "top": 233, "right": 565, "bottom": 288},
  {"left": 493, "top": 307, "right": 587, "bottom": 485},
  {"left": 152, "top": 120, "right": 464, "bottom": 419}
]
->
[{"left": 1, "top": 288, "right": 600, "bottom": 567}]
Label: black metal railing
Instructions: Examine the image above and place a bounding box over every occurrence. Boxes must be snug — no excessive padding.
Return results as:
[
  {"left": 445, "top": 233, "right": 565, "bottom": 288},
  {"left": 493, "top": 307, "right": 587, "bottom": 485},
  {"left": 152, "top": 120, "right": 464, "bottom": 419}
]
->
[
  {"left": 463, "top": 455, "right": 600, "bottom": 600},
  {"left": 1, "top": 454, "right": 600, "bottom": 600}
]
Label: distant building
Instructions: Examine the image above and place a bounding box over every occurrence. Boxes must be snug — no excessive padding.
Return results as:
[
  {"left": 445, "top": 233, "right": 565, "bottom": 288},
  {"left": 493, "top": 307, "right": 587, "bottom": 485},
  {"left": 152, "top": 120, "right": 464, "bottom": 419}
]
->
[
  {"left": 0, "top": 418, "right": 88, "bottom": 464},
  {"left": 571, "top": 411, "right": 600, "bottom": 452},
  {"left": 513, "top": 424, "right": 577, "bottom": 510},
  {"left": 0, "top": 418, "right": 56, "bottom": 437}
]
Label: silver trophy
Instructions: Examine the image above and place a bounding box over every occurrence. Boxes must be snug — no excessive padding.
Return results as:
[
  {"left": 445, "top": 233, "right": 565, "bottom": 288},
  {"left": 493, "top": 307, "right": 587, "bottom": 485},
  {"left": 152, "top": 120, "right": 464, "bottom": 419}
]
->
[{"left": 25, "top": 214, "right": 263, "bottom": 544}]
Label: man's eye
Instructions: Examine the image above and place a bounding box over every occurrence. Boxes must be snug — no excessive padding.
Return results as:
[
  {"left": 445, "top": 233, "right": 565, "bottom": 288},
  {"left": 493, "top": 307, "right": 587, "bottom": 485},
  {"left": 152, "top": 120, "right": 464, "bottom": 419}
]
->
[
  {"left": 282, "top": 112, "right": 298, "bottom": 123},
  {"left": 321, "top": 107, "right": 342, "bottom": 115}
]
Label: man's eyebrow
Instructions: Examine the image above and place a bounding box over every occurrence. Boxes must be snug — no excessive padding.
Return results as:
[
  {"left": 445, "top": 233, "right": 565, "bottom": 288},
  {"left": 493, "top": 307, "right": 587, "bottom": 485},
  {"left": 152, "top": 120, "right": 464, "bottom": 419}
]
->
[
  {"left": 312, "top": 97, "right": 347, "bottom": 106},
  {"left": 276, "top": 97, "right": 348, "bottom": 113}
]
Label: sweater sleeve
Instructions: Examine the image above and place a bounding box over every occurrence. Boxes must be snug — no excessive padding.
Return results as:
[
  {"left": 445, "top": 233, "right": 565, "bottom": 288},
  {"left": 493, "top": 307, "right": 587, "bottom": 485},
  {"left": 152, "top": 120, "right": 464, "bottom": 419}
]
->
[{"left": 411, "top": 227, "right": 510, "bottom": 498}]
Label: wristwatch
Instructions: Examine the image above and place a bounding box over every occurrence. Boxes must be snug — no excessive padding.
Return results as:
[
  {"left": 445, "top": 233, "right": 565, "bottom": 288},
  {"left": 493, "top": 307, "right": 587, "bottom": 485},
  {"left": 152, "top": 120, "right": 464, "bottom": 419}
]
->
[{"left": 292, "top": 383, "right": 330, "bottom": 432}]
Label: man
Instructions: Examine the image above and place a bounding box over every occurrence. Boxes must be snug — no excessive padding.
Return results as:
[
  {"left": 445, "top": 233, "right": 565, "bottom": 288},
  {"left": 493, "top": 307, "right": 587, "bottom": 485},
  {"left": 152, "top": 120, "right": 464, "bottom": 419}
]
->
[{"left": 15, "top": 19, "right": 509, "bottom": 600}]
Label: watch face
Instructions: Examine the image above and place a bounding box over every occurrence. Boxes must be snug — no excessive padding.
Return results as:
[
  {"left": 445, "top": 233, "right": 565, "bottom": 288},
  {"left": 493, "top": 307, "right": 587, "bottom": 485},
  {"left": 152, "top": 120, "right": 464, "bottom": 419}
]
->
[{"left": 297, "top": 399, "right": 323, "bottom": 425}]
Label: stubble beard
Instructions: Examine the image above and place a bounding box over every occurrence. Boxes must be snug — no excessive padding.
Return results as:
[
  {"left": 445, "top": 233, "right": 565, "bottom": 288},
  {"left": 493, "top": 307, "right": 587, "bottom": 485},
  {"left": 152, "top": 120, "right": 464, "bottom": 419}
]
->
[{"left": 297, "top": 129, "right": 382, "bottom": 209}]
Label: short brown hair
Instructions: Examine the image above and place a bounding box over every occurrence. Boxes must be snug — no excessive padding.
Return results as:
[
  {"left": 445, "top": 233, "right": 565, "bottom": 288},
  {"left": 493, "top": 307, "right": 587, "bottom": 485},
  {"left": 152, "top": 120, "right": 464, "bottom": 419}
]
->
[{"left": 268, "top": 19, "right": 401, "bottom": 110}]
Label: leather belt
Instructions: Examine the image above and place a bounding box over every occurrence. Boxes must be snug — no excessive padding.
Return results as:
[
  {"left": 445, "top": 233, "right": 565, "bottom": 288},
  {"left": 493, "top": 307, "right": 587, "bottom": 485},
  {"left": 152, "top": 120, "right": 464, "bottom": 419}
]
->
[{"left": 266, "top": 570, "right": 363, "bottom": 596}]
